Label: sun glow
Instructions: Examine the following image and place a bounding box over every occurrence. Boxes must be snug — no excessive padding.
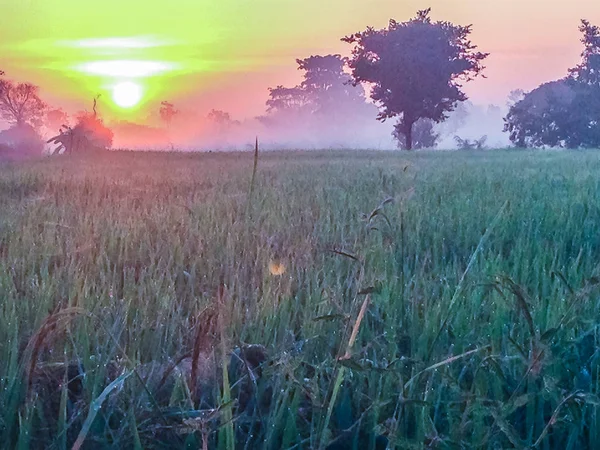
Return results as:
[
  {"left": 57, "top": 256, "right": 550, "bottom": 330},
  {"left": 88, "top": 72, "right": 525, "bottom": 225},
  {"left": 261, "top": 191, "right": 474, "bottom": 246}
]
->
[
  {"left": 112, "top": 81, "right": 143, "bottom": 108},
  {"left": 76, "top": 60, "right": 176, "bottom": 78}
]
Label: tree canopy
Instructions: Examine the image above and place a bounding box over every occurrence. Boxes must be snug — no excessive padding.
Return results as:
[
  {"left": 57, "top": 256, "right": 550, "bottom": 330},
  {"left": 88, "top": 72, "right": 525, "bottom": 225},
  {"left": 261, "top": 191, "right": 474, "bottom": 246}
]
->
[
  {"left": 504, "top": 19, "right": 600, "bottom": 148},
  {"left": 342, "top": 8, "right": 488, "bottom": 149},
  {"left": 263, "top": 54, "right": 374, "bottom": 126},
  {"left": 0, "top": 77, "right": 46, "bottom": 128},
  {"left": 569, "top": 19, "right": 600, "bottom": 86}
]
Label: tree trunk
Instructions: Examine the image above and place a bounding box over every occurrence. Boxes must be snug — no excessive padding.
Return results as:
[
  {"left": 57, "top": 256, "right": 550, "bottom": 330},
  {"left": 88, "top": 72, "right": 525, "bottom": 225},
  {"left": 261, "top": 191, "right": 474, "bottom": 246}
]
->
[{"left": 404, "top": 120, "right": 414, "bottom": 151}]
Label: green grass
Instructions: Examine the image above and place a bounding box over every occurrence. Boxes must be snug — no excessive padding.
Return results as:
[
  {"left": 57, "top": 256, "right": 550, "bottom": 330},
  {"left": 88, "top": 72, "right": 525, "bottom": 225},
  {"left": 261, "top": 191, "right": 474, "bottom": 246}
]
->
[{"left": 1, "top": 149, "right": 600, "bottom": 449}]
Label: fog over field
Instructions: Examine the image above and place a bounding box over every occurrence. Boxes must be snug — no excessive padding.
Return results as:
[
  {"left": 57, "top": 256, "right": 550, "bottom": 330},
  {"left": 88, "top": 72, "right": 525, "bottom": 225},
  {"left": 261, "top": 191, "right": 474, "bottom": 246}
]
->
[{"left": 104, "top": 100, "right": 510, "bottom": 151}]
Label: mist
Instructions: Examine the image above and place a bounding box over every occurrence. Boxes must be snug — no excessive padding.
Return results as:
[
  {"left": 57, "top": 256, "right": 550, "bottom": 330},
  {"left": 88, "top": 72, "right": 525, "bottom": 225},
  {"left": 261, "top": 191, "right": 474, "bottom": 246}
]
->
[{"left": 106, "top": 100, "right": 510, "bottom": 152}]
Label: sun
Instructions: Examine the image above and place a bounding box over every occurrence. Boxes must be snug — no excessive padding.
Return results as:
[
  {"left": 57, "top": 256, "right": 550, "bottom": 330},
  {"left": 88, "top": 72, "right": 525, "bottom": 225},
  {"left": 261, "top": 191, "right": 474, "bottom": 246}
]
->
[{"left": 112, "top": 81, "right": 143, "bottom": 108}]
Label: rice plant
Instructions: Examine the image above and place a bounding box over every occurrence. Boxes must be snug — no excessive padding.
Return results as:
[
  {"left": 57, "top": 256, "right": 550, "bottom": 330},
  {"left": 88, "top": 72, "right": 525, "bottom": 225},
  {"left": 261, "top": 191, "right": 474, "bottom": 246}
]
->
[{"left": 0, "top": 149, "right": 600, "bottom": 449}]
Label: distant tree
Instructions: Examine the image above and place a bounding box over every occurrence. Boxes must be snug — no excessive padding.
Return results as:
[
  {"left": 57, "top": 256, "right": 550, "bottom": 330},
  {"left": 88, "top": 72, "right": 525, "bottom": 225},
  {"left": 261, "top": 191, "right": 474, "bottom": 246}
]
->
[
  {"left": 265, "top": 85, "right": 311, "bottom": 118},
  {"left": 46, "top": 108, "right": 69, "bottom": 132},
  {"left": 264, "top": 54, "right": 374, "bottom": 126},
  {"left": 342, "top": 8, "right": 488, "bottom": 149},
  {"left": 393, "top": 118, "right": 439, "bottom": 149},
  {"left": 505, "top": 20, "right": 600, "bottom": 148},
  {"left": 207, "top": 109, "right": 240, "bottom": 135},
  {"left": 159, "top": 101, "right": 178, "bottom": 128},
  {"left": 297, "top": 55, "right": 368, "bottom": 116},
  {"left": 454, "top": 135, "right": 488, "bottom": 150},
  {"left": 0, "top": 78, "right": 46, "bottom": 127},
  {"left": 207, "top": 109, "right": 238, "bottom": 126},
  {"left": 504, "top": 80, "right": 600, "bottom": 148}
]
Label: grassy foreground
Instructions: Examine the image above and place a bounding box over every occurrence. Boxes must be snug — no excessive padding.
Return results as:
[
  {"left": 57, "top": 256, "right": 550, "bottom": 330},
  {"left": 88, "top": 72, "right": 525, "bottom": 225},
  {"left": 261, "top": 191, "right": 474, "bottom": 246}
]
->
[{"left": 1, "top": 149, "right": 600, "bottom": 449}]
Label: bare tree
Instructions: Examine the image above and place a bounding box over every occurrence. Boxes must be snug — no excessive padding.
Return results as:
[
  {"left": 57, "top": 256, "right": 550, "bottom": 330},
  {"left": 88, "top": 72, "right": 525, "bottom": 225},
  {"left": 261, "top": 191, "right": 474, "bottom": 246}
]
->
[{"left": 0, "top": 78, "right": 46, "bottom": 127}]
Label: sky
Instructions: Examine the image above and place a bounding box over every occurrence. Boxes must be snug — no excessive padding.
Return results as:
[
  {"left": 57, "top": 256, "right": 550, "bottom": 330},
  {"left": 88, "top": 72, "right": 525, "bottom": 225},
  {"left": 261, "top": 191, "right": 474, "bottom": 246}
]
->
[{"left": 1, "top": 0, "right": 600, "bottom": 123}]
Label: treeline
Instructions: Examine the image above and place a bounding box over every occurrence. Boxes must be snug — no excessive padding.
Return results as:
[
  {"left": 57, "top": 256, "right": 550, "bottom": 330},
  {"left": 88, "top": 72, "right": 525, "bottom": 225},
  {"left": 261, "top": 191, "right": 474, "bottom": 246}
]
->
[{"left": 1, "top": 9, "right": 600, "bottom": 153}]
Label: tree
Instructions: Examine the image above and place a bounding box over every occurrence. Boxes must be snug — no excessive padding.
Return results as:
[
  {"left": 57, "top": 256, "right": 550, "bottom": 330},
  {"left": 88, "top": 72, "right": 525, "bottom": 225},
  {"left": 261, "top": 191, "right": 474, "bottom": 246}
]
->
[
  {"left": 507, "top": 89, "right": 525, "bottom": 108},
  {"left": 265, "top": 85, "right": 311, "bottom": 119},
  {"left": 264, "top": 54, "right": 373, "bottom": 123},
  {"left": 296, "top": 55, "right": 368, "bottom": 116},
  {"left": 159, "top": 101, "right": 178, "bottom": 128},
  {"left": 207, "top": 109, "right": 237, "bottom": 126},
  {"left": 504, "top": 79, "right": 600, "bottom": 148},
  {"left": 207, "top": 109, "right": 240, "bottom": 134},
  {"left": 569, "top": 19, "right": 600, "bottom": 86},
  {"left": 46, "top": 108, "right": 69, "bottom": 132},
  {"left": 504, "top": 19, "right": 600, "bottom": 148},
  {"left": 0, "top": 79, "right": 46, "bottom": 127},
  {"left": 454, "top": 135, "right": 487, "bottom": 150},
  {"left": 393, "top": 118, "right": 439, "bottom": 149},
  {"left": 342, "top": 8, "right": 488, "bottom": 150},
  {"left": 47, "top": 97, "right": 113, "bottom": 154}
]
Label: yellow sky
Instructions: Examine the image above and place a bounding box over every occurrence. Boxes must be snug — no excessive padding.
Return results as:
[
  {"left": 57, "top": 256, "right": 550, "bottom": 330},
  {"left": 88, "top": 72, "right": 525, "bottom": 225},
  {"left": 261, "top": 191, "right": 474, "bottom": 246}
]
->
[{"left": 1, "top": 0, "right": 599, "bottom": 121}]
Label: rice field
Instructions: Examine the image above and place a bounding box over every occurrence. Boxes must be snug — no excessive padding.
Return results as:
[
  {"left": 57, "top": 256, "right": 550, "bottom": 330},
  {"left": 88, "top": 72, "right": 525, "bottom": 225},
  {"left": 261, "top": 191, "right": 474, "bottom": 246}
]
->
[{"left": 1, "top": 149, "right": 600, "bottom": 449}]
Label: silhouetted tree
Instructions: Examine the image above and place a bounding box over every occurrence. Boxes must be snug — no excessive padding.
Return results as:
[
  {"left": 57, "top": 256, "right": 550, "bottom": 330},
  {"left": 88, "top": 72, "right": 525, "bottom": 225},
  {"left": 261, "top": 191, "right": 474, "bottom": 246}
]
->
[
  {"left": 297, "top": 55, "right": 368, "bottom": 116},
  {"left": 505, "top": 20, "right": 600, "bottom": 148},
  {"left": 159, "top": 101, "right": 178, "bottom": 128},
  {"left": 207, "top": 109, "right": 239, "bottom": 126},
  {"left": 504, "top": 80, "right": 600, "bottom": 148},
  {"left": 207, "top": 109, "right": 240, "bottom": 135},
  {"left": 342, "top": 8, "right": 488, "bottom": 149},
  {"left": 454, "top": 135, "right": 487, "bottom": 150},
  {"left": 0, "top": 78, "right": 46, "bottom": 127},
  {"left": 264, "top": 54, "right": 374, "bottom": 125},
  {"left": 265, "top": 85, "right": 311, "bottom": 118}
]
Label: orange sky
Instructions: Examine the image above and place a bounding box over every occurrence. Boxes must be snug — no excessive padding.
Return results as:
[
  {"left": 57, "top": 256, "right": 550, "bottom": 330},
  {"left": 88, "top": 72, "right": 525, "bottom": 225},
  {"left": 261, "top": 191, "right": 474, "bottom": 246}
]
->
[{"left": 1, "top": 0, "right": 599, "bottom": 122}]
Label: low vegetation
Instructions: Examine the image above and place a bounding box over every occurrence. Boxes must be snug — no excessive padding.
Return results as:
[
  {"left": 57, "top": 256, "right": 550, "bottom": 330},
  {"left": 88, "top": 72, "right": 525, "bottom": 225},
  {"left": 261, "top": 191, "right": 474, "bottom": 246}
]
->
[{"left": 1, "top": 149, "right": 600, "bottom": 449}]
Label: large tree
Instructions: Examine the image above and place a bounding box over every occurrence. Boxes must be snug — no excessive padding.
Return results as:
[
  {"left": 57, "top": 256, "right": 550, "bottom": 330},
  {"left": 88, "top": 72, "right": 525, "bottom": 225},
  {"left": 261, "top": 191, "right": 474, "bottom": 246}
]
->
[
  {"left": 0, "top": 78, "right": 46, "bottom": 127},
  {"left": 504, "top": 19, "right": 600, "bottom": 148},
  {"left": 297, "top": 55, "right": 368, "bottom": 117},
  {"left": 342, "top": 8, "right": 488, "bottom": 150},
  {"left": 263, "top": 54, "right": 374, "bottom": 125},
  {"left": 504, "top": 80, "right": 600, "bottom": 148}
]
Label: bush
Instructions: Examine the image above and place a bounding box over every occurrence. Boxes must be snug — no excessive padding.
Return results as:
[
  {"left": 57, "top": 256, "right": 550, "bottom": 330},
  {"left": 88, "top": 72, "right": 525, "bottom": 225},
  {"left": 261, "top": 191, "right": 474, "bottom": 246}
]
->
[
  {"left": 47, "top": 113, "right": 114, "bottom": 155},
  {"left": 0, "top": 124, "right": 44, "bottom": 157}
]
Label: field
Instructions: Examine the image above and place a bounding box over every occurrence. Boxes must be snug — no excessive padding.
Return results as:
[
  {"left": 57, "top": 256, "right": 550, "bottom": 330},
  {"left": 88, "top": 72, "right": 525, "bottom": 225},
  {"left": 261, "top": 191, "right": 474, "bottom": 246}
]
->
[{"left": 1, "top": 149, "right": 600, "bottom": 449}]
